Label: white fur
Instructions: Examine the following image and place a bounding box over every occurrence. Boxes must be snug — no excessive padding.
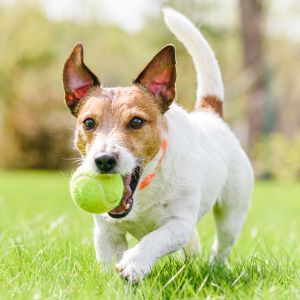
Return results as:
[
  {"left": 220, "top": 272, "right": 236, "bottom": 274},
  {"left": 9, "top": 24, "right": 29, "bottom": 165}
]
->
[
  {"left": 82, "top": 132, "right": 136, "bottom": 176},
  {"left": 163, "top": 7, "right": 224, "bottom": 103},
  {"left": 91, "top": 9, "right": 254, "bottom": 281}
]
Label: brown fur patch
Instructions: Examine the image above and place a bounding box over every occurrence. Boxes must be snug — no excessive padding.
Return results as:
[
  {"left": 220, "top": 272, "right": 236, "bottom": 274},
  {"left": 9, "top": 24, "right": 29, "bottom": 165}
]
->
[
  {"left": 197, "top": 95, "right": 223, "bottom": 117},
  {"left": 75, "top": 86, "right": 164, "bottom": 165}
]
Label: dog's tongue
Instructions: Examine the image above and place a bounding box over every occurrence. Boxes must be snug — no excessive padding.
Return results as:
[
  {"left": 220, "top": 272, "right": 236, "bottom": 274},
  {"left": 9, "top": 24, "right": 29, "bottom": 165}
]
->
[{"left": 109, "top": 175, "right": 132, "bottom": 214}]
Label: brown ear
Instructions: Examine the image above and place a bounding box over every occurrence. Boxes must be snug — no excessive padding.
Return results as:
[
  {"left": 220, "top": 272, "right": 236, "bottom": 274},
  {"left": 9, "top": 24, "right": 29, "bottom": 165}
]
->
[
  {"left": 63, "top": 43, "right": 100, "bottom": 116},
  {"left": 134, "top": 44, "right": 176, "bottom": 112}
]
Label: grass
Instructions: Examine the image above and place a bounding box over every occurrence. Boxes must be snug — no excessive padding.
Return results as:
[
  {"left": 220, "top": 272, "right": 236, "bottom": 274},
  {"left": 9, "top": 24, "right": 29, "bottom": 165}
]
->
[{"left": 0, "top": 171, "right": 299, "bottom": 299}]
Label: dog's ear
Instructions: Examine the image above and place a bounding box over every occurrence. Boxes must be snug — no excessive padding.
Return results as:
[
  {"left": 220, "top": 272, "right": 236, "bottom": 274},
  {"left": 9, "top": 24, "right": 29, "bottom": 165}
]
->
[
  {"left": 63, "top": 43, "right": 100, "bottom": 116},
  {"left": 134, "top": 44, "right": 176, "bottom": 112}
]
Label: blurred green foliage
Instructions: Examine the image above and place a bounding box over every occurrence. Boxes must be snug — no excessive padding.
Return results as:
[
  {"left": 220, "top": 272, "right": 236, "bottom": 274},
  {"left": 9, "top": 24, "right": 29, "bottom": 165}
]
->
[
  {"left": 253, "top": 133, "right": 300, "bottom": 181},
  {"left": 0, "top": 1, "right": 299, "bottom": 180}
]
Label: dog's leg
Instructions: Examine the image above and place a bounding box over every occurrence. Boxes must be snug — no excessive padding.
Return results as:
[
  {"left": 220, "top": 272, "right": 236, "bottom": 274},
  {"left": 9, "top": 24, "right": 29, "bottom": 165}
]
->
[
  {"left": 181, "top": 228, "right": 200, "bottom": 257},
  {"left": 93, "top": 216, "right": 127, "bottom": 267},
  {"left": 211, "top": 168, "right": 252, "bottom": 264},
  {"left": 211, "top": 201, "right": 249, "bottom": 264},
  {"left": 116, "top": 216, "right": 196, "bottom": 281}
]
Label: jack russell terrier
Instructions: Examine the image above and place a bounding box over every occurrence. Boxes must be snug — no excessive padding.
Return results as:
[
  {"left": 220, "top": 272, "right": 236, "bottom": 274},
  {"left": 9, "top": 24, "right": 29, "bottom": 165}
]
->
[{"left": 62, "top": 8, "right": 254, "bottom": 282}]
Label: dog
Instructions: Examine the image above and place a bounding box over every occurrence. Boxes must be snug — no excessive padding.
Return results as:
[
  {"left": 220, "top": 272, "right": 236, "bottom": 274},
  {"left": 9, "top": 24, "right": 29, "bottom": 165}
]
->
[{"left": 62, "top": 8, "right": 254, "bottom": 282}]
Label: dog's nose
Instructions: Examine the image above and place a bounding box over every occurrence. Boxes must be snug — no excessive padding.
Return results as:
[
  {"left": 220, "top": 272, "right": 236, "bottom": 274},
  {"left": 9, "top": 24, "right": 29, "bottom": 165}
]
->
[{"left": 94, "top": 153, "right": 117, "bottom": 173}]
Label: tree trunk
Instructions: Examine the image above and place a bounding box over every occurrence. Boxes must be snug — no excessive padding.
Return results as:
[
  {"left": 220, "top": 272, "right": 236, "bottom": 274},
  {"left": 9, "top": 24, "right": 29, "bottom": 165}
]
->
[{"left": 239, "top": 0, "right": 265, "bottom": 148}]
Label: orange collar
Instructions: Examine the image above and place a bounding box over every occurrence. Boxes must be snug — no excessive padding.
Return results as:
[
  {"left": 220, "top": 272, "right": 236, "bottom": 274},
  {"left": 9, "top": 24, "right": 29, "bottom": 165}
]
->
[{"left": 139, "top": 139, "right": 167, "bottom": 190}]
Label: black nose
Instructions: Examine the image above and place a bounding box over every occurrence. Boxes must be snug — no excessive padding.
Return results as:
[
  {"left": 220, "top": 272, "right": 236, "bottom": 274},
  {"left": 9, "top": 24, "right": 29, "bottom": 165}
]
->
[{"left": 94, "top": 153, "right": 117, "bottom": 173}]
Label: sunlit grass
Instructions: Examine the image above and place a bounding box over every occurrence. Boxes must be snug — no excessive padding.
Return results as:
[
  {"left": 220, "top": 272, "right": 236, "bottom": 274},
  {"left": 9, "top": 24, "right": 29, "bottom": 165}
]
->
[{"left": 0, "top": 171, "right": 299, "bottom": 299}]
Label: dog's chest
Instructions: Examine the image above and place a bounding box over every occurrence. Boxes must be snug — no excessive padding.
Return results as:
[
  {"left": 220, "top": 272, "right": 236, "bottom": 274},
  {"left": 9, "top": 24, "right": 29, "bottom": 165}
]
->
[
  {"left": 120, "top": 162, "right": 175, "bottom": 239},
  {"left": 123, "top": 193, "right": 171, "bottom": 239}
]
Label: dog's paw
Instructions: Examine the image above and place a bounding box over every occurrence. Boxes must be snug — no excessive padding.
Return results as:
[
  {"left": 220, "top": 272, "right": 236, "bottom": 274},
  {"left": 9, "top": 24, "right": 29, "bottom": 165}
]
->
[{"left": 116, "top": 246, "right": 151, "bottom": 282}]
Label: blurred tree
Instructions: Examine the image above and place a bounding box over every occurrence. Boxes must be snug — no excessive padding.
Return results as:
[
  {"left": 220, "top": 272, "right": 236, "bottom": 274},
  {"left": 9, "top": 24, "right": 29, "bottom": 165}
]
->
[{"left": 239, "top": 0, "right": 267, "bottom": 147}]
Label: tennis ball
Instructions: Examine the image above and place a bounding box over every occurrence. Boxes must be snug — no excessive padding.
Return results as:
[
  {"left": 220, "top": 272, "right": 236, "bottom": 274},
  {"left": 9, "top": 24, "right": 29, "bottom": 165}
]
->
[{"left": 70, "top": 171, "right": 124, "bottom": 214}]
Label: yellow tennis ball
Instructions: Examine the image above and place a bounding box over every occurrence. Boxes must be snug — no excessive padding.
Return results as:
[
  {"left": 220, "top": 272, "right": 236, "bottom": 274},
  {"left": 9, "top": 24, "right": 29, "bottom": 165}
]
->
[{"left": 70, "top": 171, "right": 124, "bottom": 214}]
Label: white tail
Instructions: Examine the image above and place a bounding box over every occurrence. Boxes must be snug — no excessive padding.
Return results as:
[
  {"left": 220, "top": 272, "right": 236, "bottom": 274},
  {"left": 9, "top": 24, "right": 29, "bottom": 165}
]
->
[{"left": 163, "top": 8, "right": 224, "bottom": 110}]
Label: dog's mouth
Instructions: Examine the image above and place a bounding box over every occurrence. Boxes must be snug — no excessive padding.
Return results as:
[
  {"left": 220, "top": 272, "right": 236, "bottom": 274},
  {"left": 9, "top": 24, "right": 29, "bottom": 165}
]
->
[{"left": 108, "top": 166, "right": 141, "bottom": 219}]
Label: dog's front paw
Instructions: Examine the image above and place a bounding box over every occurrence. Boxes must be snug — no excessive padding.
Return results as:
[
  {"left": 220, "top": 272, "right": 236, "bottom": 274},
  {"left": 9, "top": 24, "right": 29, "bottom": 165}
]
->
[{"left": 116, "top": 246, "right": 151, "bottom": 282}]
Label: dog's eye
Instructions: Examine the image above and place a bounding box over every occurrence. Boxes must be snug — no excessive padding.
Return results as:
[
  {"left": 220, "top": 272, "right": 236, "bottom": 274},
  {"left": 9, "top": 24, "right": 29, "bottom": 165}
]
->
[
  {"left": 83, "top": 118, "right": 95, "bottom": 130},
  {"left": 129, "top": 117, "right": 144, "bottom": 129}
]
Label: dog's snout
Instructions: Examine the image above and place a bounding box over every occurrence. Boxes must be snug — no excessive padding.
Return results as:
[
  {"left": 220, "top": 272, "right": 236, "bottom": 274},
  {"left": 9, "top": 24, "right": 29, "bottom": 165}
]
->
[{"left": 94, "top": 153, "right": 117, "bottom": 173}]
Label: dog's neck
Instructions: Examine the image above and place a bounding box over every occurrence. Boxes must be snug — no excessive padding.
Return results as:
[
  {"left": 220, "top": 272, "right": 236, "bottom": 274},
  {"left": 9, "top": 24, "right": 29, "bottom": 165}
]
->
[
  {"left": 139, "top": 138, "right": 168, "bottom": 190},
  {"left": 137, "top": 103, "right": 190, "bottom": 192}
]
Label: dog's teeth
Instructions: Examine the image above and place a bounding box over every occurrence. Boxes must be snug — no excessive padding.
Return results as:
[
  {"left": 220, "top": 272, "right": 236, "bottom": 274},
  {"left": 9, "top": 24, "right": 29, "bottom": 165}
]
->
[{"left": 125, "top": 203, "right": 130, "bottom": 210}]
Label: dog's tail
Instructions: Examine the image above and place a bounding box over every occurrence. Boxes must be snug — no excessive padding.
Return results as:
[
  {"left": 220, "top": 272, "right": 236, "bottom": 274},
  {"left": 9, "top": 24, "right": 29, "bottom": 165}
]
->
[{"left": 163, "top": 8, "right": 224, "bottom": 117}]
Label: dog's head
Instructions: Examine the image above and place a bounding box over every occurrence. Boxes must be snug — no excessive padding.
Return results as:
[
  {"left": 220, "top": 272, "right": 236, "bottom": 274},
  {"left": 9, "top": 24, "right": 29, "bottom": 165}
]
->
[{"left": 63, "top": 43, "right": 176, "bottom": 218}]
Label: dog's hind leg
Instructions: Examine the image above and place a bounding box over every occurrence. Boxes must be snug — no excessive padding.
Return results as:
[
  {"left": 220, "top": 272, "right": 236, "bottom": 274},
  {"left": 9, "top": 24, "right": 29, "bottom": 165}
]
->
[
  {"left": 211, "top": 203, "right": 246, "bottom": 263},
  {"left": 211, "top": 183, "right": 252, "bottom": 263},
  {"left": 182, "top": 228, "right": 200, "bottom": 257},
  {"left": 211, "top": 154, "right": 253, "bottom": 263}
]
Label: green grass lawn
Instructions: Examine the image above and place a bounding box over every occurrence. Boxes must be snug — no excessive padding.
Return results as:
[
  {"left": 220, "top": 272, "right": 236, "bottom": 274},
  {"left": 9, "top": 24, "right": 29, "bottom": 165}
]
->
[{"left": 0, "top": 171, "right": 299, "bottom": 299}]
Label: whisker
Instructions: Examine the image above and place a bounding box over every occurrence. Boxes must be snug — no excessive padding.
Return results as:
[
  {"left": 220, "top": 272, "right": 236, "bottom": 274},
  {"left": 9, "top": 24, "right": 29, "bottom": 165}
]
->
[
  {"left": 61, "top": 157, "right": 84, "bottom": 168},
  {"left": 61, "top": 157, "right": 81, "bottom": 161}
]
